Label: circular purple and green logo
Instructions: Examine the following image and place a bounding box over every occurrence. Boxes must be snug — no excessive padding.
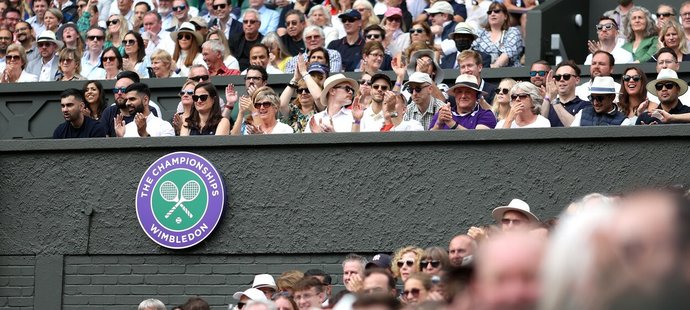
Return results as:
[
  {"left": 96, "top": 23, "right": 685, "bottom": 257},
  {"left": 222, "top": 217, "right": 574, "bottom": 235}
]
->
[{"left": 136, "top": 152, "right": 224, "bottom": 249}]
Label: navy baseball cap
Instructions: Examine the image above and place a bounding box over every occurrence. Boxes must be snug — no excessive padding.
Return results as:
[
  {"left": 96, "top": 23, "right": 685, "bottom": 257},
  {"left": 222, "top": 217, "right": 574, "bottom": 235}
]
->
[
  {"left": 338, "top": 9, "right": 362, "bottom": 20},
  {"left": 366, "top": 253, "right": 392, "bottom": 269}
]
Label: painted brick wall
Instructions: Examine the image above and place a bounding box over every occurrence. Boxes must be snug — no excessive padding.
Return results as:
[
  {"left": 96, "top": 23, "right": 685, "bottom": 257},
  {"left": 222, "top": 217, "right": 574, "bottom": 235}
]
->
[
  {"left": 63, "top": 254, "right": 354, "bottom": 310},
  {"left": 0, "top": 256, "right": 35, "bottom": 310}
]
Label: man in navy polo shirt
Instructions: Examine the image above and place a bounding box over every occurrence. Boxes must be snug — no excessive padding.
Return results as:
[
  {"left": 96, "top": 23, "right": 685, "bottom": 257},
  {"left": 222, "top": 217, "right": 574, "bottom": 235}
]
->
[
  {"left": 430, "top": 74, "right": 497, "bottom": 130},
  {"left": 541, "top": 60, "right": 591, "bottom": 127},
  {"left": 327, "top": 9, "right": 364, "bottom": 72},
  {"left": 53, "top": 88, "right": 106, "bottom": 139}
]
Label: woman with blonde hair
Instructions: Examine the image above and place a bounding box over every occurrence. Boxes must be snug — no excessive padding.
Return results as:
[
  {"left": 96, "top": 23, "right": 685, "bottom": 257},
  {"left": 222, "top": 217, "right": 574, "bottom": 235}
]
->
[
  {"left": 1, "top": 43, "right": 37, "bottom": 82},
  {"left": 43, "top": 8, "right": 62, "bottom": 33},
  {"left": 276, "top": 270, "right": 305, "bottom": 295},
  {"left": 150, "top": 49, "right": 179, "bottom": 78},
  {"left": 105, "top": 14, "right": 128, "bottom": 54},
  {"left": 353, "top": 0, "right": 378, "bottom": 28},
  {"left": 56, "top": 48, "right": 84, "bottom": 81},
  {"left": 232, "top": 86, "right": 295, "bottom": 135},
  {"left": 391, "top": 246, "right": 424, "bottom": 283},
  {"left": 490, "top": 78, "right": 517, "bottom": 121},
  {"left": 262, "top": 32, "right": 291, "bottom": 72},
  {"left": 657, "top": 19, "right": 690, "bottom": 62}
]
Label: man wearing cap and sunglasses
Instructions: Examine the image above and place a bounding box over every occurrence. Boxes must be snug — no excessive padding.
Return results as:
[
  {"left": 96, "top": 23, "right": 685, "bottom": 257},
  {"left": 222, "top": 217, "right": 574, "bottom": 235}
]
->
[
  {"left": 328, "top": 9, "right": 364, "bottom": 72},
  {"left": 403, "top": 72, "right": 445, "bottom": 130},
  {"left": 636, "top": 68, "right": 690, "bottom": 124},
  {"left": 25, "top": 30, "right": 61, "bottom": 81}
]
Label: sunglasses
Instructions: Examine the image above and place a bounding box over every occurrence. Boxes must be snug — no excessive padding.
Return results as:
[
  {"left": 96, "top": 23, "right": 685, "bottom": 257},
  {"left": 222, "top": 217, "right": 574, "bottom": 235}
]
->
[
  {"left": 386, "top": 17, "right": 401, "bottom": 23},
  {"left": 622, "top": 75, "right": 641, "bottom": 82},
  {"left": 595, "top": 23, "right": 616, "bottom": 31},
  {"left": 359, "top": 79, "right": 371, "bottom": 85},
  {"left": 529, "top": 70, "right": 546, "bottom": 77},
  {"left": 178, "top": 33, "right": 192, "bottom": 40},
  {"left": 366, "top": 34, "right": 381, "bottom": 39},
  {"left": 179, "top": 90, "right": 194, "bottom": 96},
  {"left": 655, "top": 82, "right": 677, "bottom": 91},
  {"left": 656, "top": 12, "right": 674, "bottom": 18},
  {"left": 237, "top": 302, "right": 246, "bottom": 309},
  {"left": 494, "top": 88, "right": 509, "bottom": 95},
  {"left": 189, "top": 75, "right": 209, "bottom": 82},
  {"left": 286, "top": 20, "right": 300, "bottom": 26},
  {"left": 397, "top": 260, "right": 414, "bottom": 268},
  {"left": 409, "top": 86, "right": 427, "bottom": 93},
  {"left": 587, "top": 95, "right": 607, "bottom": 102},
  {"left": 403, "top": 288, "right": 421, "bottom": 298},
  {"left": 87, "top": 35, "right": 105, "bottom": 41},
  {"left": 60, "top": 58, "right": 75, "bottom": 64},
  {"left": 212, "top": 3, "right": 226, "bottom": 10},
  {"left": 554, "top": 73, "right": 573, "bottom": 81},
  {"left": 172, "top": 4, "right": 186, "bottom": 11},
  {"left": 333, "top": 85, "right": 354, "bottom": 93},
  {"left": 192, "top": 94, "right": 210, "bottom": 102},
  {"left": 486, "top": 9, "right": 502, "bottom": 15},
  {"left": 511, "top": 93, "right": 530, "bottom": 101},
  {"left": 112, "top": 87, "right": 127, "bottom": 94},
  {"left": 409, "top": 28, "right": 425, "bottom": 34},
  {"left": 122, "top": 39, "right": 137, "bottom": 46},
  {"left": 106, "top": 19, "right": 119, "bottom": 27},
  {"left": 254, "top": 101, "right": 273, "bottom": 109},
  {"left": 37, "top": 42, "right": 53, "bottom": 48},
  {"left": 243, "top": 19, "right": 258, "bottom": 25},
  {"left": 420, "top": 260, "right": 441, "bottom": 269},
  {"left": 372, "top": 84, "right": 389, "bottom": 91},
  {"left": 297, "top": 88, "right": 310, "bottom": 94},
  {"left": 341, "top": 18, "right": 357, "bottom": 23},
  {"left": 305, "top": 35, "right": 321, "bottom": 41},
  {"left": 102, "top": 56, "right": 117, "bottom": 63}
]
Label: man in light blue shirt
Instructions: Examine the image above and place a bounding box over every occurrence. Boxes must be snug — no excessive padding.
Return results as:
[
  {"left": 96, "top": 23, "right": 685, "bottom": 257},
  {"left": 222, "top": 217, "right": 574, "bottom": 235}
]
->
[{"left": 241, "top": 0, "right": 279, "bottom": 35}]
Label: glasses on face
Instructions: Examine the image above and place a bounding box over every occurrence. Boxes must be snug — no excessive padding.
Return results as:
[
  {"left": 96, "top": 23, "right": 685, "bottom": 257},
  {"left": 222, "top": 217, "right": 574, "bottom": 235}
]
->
[
  {"left": 587, "top": 95, "right": 607, "bottom": 102},
  {"left": 341, "top": 18, "right": 357, "bottom": 24},
  {"left": 179, "top": 90, "right": 194, "bottom": 96},
  {"left": 192, "top": 94, "right": 210, "bottom": 102},
  {"left": 38, "top": 42, "right": 52, "bottom": 48},
  {"left": 87, "top": 35, "right": 105, "bottom": 41},
  {"left": 333, "top": 85, "right": 355, "bottom": 93},
  {"left": 368, "top": 52, "right": 384, "bottom": 58},
  {"left": 243, "top": 19, "right": 258, "bottom": 25},
  {"left": 657, "top": 59, "right": 677, "bottom": 66},
  {"left": 655, "top": 82, "right": 677, "bottom": 91},
  {"left": 254, "top": 101, "right": 273, "bottom": 109},
  {"left": 595, "top": 23, "right": 616, "bottom": 31},
  {"left": 529, "top": 70, "right": 546, "bottom": 77},
  {"left": 420, "top": 260, "right": 441, "bottom": 269},
  {"left": 245, "top": 76, "right": 263, "bottom": 81},
  {"left": 397, "top": 260, "right": 414, "bottom": 268},
  {"left": 359, "top": 79, "right": 371, "bottom": 85},
  {"left": 403, "top": 288, "right": 421, "bottom": 298},
  {"left": 366, "top": 33, "right": 381, "bottom": 40},
  {"left": 237, "top": 302, "right": 246, "bottom": 309},
  {"left": 213, "top": 3, "right": 226, "bottom": 10},
  {"left": 172, "top": 4, "right": 186, "bottom": 11},
  {"left": 60, "top": 58, "right": 74, "bottom": 64},
  {"left": 0, "top": 36, "right": 11, "bottom": 41},
  {"left": 189, "top": 75, "right": 209, "bottom": 82},
  {"left": 103, "top": 56, "right": 117, "bottom": 63},
  {"left": 305, "top": 35, "right": 321, "bottom": 41},
  {"left": 409, "top": 28, "right": 425, "bottom": 34},
  {"left": 178, "top": 33, "right": 192, "bottom": 40},
  {"left": 493, "top": 88, "right": 509, "bottom": 95},
  {"left": 622, "top": 75, "right": 641, "bottom": 82},
  {"left": 554, "top": 73, "right": 573, "bottom": 81},
  {"left": 486, "top": 9, "right": 502, "bottom": 15},
  {"left": 5, "top": 54, "right": 20, "bottom": 62},
  {"left": 387, "top": 17, "right": 401, "bottom": 23},
  {"left": 297, "top": 88, "right": 310, "bottom": 94},
  {"left": 511, "top": 93, "right": 530, "bottom": 101},
  {"left": 286, "top": 20, "right": 300, "bottom": 26},
  {"left": 372, "top": 84, "right": 389, "bottom": 91},
  {"left": 122, "top": 39, "right": 137, "bottom": 46},
  {"left": 409, "top": 86, "right": 427, "bottom": 94},
  {"left": 657, "top": 12, "right": 674, "bottom": 18},
  {"left": 112, "top": 87, "right": 127, "bottom": 94},
  {"left": 106, "top": 19, "right": 119, "bottom": 27}
]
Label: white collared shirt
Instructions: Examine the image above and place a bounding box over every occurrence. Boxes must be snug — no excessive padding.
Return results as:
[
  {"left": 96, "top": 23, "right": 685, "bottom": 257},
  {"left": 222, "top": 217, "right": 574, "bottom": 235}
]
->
[
  {"left": 304, "top": 107, "right": 354, "bottom": 133},
  {"left": 39, "top": 55, "right": 56, "bottom": 81},
  {"left": 360, "top": 106, "right": 385, "bottom": 132},
  {"left": 123, "top": 113, "right": 175, "bottom": 137},
  {"left": 145, "top": 29, "right": 175, "bottom": 57}
]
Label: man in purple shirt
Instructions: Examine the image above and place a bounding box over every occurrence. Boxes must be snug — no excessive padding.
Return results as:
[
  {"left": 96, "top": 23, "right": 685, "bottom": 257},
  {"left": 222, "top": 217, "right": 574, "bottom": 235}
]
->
[{"left": 430, "top": 74, "right": 497, "bottom": 130}]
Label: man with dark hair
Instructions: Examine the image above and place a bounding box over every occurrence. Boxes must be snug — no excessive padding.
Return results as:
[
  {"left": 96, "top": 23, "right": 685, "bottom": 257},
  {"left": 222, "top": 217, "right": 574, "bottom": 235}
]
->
[
  {"left": 363, "top": 25, "right": 391, "bottom": 71},
  {"left": 304, "top": 269, "right": 332, "bottom": 307},
  {"left": 457, "top": 50, "right": 496, "bottom": 104},
  {"left": 244, "top": 43, "right": 282, "bottom": 73},
  {"left": 100, "top": 71, "right": 162, "bottom": 136},
  {"left": 116, "top": 82, "right": 174, "bottom": 137},
  {"left": 280, "top": 10, "right": 306, "bottom": 56},
  {"left": 0, "top": 29, "right": 12, "bottom": 61},
  {"left": 362, "top": 268, "right": 396, "bottom": 296},
  {"left": 293, "top": 277, "right": 325, "bottom": 310},
  {"left": 53, "top": 88, "right": 106, "bottom": 139},
  {"left": 637, "top": 69, "right": 690, "bottom": 124},
  {"left": 3, "top": 7, "right": 21, "bottom": 32},
  {"left": 133, "top": 1, "right": 151, "bottom": 31},
  {"left": 14, "top": 21, "right": 38, "bottom": 62},
  {"left": 576, "top": 50, "right": 620, "bottom": 101},
  {"left": 328, "top": 9, "right": 364, "bottom": 72},
  {"left": 352, "top": 292, "right": 401, "bottom": 310},
  {"left": 541, "top": 60, "right": 591, "bottom": 127},
  {"left": 529, "top": 60, "right": 551, "bottom": 88},
  {"left": 276, "top": 0, "right": 313, "bottom": 36},
  {"left": 27, "top": 0, "right": 48, "bottom": 35},
  {"left": 26, "top": 30, "right": 61, "bottom": 81},
  {"left": 648, "top": 48, "right": 690, "bottom": 105},
  {"left": 209, "top": 0, "right": 242, "bottom": 39},
  {"left": 584, "top": 17, "right": 633, "bottom": 65},
  {"left": 232, "top": 9, "right": 264, "bottom": 71},
  {"left": 359, "top": 73, "right": 392, "bottom": 131}
]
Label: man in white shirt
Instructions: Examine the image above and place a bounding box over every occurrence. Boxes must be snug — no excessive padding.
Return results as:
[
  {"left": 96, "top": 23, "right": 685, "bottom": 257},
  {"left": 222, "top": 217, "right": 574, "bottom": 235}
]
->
[
  {"left": 358, "top": 73, "right": 391, "bottom": 132},
  {"left": 584, "top": 17, "right": 634, "bottom": 65},
  {"left": 25, "top": 30, "right": 61, "bottom": 81},
  {"left": 143, "top": 11, "right": 175, "bottom": 56},
  {"left": 81, "top": 27, "right": 107, "bottom": 79},
  {"left": 116, "top": 83, "right": 174, "bottom": 137},
  {"left": 27, "top": 0, "right": 48, "bottom": 36},
  {"left": 575, "top": 51, "right": 621, "bottom": 101},
  {"left": 305, "top": 74, "right": 358, "bottom": 133}
]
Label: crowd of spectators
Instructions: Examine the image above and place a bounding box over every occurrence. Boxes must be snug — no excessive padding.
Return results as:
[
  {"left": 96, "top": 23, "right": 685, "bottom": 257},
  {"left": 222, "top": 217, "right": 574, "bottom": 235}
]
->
[
  {"left": 134, "top": 185, "right": 690, "bottom": 310},
  {"left": 0, "top": 0, "right": 680, "bottom": 137}
]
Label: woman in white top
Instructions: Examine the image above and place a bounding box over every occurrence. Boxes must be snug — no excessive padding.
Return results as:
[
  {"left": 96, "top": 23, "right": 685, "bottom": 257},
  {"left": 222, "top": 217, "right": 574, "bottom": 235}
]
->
[
  {"left": 381, "top": 7, "right": 408, "bottom": 57},
  {"left": 122, "top": 31, "right": 150, "bottom": 78},
  {"left": 172, "top": 22, "right": 206, "bottom": 77},
  {"left": 497, "top": 82, "right": 551, "bottom": 128},
  {"left": 1, "top": 44, "right": 38, "bottom": 82},
  {"left": 231, "top": 86, "right": 294, "bottom": 135},
  {"left": 490, "top": 78, "right": 517, "bottom": 122},
  {"left": 308, "top": 5, "right": 339, "bottom": 47}
]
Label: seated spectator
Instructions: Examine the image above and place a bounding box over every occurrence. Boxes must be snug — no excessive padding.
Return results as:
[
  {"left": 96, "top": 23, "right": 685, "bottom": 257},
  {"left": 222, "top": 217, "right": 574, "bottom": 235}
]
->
[
  {"left": 621, "top": 6, "right": 657, "bottom": 63},
  {"left": 492, "top": 198, "right": 540, "bottom": 231},
  {"left": 655, "top": 3, "right": 676, "bottom": 29},
  {"left": 26, "top": 30, "right": 61, "bottom": 81},
  {"left": 308, "top": 46, "right": 330, "bottom": 69},
  {"left": 490, "top": 78, "right": 516, "bottom": 121},
  {"left": 293, "top": 277, "right": 325, "bottom": 310},
  {"left": 244, "top": 43, "right": 283, "bottom": 74},
  {"left": 618, "top": 66, "right": 656, "bottom": 125},
  {"left": 245, "top": 0, "right": 279, "bottom": 35},
  {"left": 56, "top": 48, "right": 85, "bottom": 81},
  {"left": 431, "top": 74, "right": 497, "bottom": 130},
  {"left": 353, "top": 0, "right": 379, "bottom": 29},
  {"left": 381, "top": 7, "right": 408, "bottom": 58},
  {"left": 44, "top": 8, "right": 63, "bottom": 34},
  {"left": 352, "top": 73, "right": 390, "bottom": 131},
  {"left": 602, "top": 0, "right": 634, "bottom": 41},
  {"left": 82, "top": 80, "right": 107, "bottom": 120},
  {"left": 106, "top": 14, "right": 128, "bottom": 53},
  {"left": 402, "top": 72, "right": 445, "bottom": 130},
  {"left": 458, "top": 50, "right": 497, "bottom": 103},
  {"left": 277, "top": 270, "right": 305, "bottom": 296},
  {"left": 362, "top": 268, "right": 396, "bottom": 296},
  {"left": 637, "top": 68, "right": 690, "bottom": 124},
  {"left": 28, "top": 0, "right": 48, "bottom": 36},
  {"left": 280, "top": 72, "right": 318, "bottom": 133},
  {"left": 180, "top": 82, "right": 230, "bottom": 135},
  {"left": 169, "top": 0, "right": 191, "bottom": 32},
  {"left": 419, "top": 247, "right": 450, "bottom": 276},
  {"left": 584, "top": 17, "right": 633, "bottom": 65},
  {"left": 327, "top": 9, "right": 364, "bottom": 72},
  {"left": 441, "top": 22, "right": 491, "bottom": 69},
  {"left": 208, "top": 0, "right": 242, "bottom": 39},
  {"left": 448, "top": 234, "right": 476, "bottom": 267},
  {"left": 285, "top": 26, "right": 342, "bottom": 74},
  {"left": 304, "top": 269, "right": 332, "bottom": 305},
  {"left": 101, "top": 46, "right": 123, "bottom": 79},
  {"left": 402, "top": 273, "right": 434, "bottom": 306},
  {"left": 342, "top": 253, "right": 368, "bottom": 292},
  {"left": 280, "top": 10, "right": 306, "bottom": 56},
  {"left": 121, "top": 31, "right": 149, "bottom": 78},
  {"left": 248, "top": 274, "right": 278, "bottom": 299},
  {"left": 541, "top": 60, "right": 590, "bottom": 127},
  {"left": 172, "top": 22, "right": 206, "bottom": 77},
  {"left": 230, "top": 9, "right": 264, "bottom": 71},
  {"left": 425, "top": 1, "right": 457, "bottom": 47},
  {"left": 138, "top": 298, "right": 166, "bottom": 310},
  {"left": 528, "top": 60, "right": 550, "bottom": 88},
  {"left": 81, "top": 26, "right": 107, "bottom": 80},
  {"left": 202, "top": 40, "right": 240, "bottom": 76},
  {"left": 231, "top": 86, "right": 294, "bottom": 135},
  {"left": 53, "top": 88, "right": 106, "bottom": 139},
  {"left": 57, "top": 23, "right": 84, "bottom": 56},
  {"left": 464, "top": 0, "right": 491, "bottom": 31},
  {"left": 471, "top": 2, "right": 523, "bottom": 68},
  {"left": 262, "top": 32, "right": 292, "bottom": 72},
  {"left": 150, "top": 49, "right": 179, "bottom": 78},
  {"left": 358, "top": 41, "right": 385, "bottom": 75},
  {"left": 272, "top": 294, "right": 298, "bottom": 310},
  {"left": 172, "top": 81, "right": 196, "bottom": 135},
  {"left": 202, "top": 31, "right": 237, "bottom": 71},
  {"left": 649, "top": 48, "right": 690, "bottom": 105},
  {"left": 353, "top": 293, "right": 401, "bottom": 310},
  {"left": 307, "top": 5, "right": 338, "bottom": 46},
  {"left": 407, "top": 49, "right": 445, "bottom": 87},
  {"left": 115, "top": 82, "right": 174, "bottom": 137},
  {"left": 380, "top": 93, "right": 424, "bottom": 131},
  {"left": 391, "top": 246, "right": 423, "bottom": 284},
  {"left": 132, "top": 2, "right": 150, "bottom": 32},
  {"left": 497, "top": 81, "right": 551, "bottom": 128},
  {"left": 657, "top": 20, "right": 690, "bottom": 62},
  {"left": 569, "top": 76, "right": 626, "bottom": 127},
  {"left": 407, "top": 20, "right": 432, "bottom": 46},
  {"left": 233, "top": 288, "right": 269, "bottom": 310},
  {"left": 1, "top": 43, "right": 37, "bottom": 82}
]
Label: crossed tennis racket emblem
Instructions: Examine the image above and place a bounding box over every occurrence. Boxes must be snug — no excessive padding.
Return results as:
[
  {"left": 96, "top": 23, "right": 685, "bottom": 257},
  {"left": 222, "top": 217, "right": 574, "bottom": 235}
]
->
[{"left": 159, "top": 180, "right": 201, "bottom": 221}]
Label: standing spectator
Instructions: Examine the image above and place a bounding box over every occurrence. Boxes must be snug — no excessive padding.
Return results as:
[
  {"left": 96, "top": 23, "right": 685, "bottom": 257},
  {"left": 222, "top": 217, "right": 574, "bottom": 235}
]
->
[
  {"left": 0, "top": 44, "right": 37, "bottom": 82},
  {"left": 431, "top": 74, "right": 497, "bottom": 130},
  {"left": 403, "top": 72, "right": 444, "bottom": 130},
  {"left": 230, "top": 9, "right": 264, "bottom": 71},
  {"left": 53, "top": 88, "right": 106, "bottom": 139},
  {"left": 497, "top": 81, "right": 551, "bottom": 128},
  {"left": 180, "top": 81, "right": 230, "bottom": 135},
  {"left": 327, "top": 9, "right": 364, "bottom": 72},
  {"left": 245, "top": 0, "right": 279, "bottom": 35},
  {"left": 471, "top": 2, "right": 523, "bottom": 68},
  {"left": 172, "top": 22, "right": 205, "bottom": 77},
  {"left": 26, "top": 30, "right": 61, "bottom": 81},
  {"left": 448, "top": 235, "right": 475, "bottom": 267},
  {"left": 202, "top": 40, "right": 239, "bottom": 76},
  {"left": 621, "top": 6, "right": 657, "bottom": 63},
  {"left": 584, "top": 17, "right": 634, "bottom": 65},
  {"left": 81, "top": 26, "right": 107, "bottom": 79},
  {"left": 115, "top": 82, "right": 174, "bottom": 137},
  {"left": 657, "top": 20, "right": 690, "bottom": 62},
  {"left": 27, "top": 0, "right": 47, "bottom": 36},
  {"left": 541, "top": 60, "right": 590, "bottom": 127},
  {"left": 637, "top": 68, "right": 690, "bottom": 124},
  {"left": 280, "top": 10, "right": 306, "bottom": 56}
]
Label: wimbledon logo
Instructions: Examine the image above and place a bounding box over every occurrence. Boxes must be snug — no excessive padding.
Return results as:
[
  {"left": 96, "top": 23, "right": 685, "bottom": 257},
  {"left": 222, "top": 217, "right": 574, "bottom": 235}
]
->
[{"left": 136, "top": 152, "right": 225, "bottom": 249}]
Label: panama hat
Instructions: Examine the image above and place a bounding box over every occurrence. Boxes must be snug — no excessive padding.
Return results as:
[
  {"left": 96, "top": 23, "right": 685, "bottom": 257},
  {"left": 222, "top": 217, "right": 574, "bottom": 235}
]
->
[
  {"left": 251, "top": 274, "right": 278, "bottom": 290},
  {"left": 171, "top": 22, "right": 204, "bottom": 46},
  {"left": 447, "top": 74, "right": 486, "bottom": 97},
  {"left": 320, "top": 73, "right": 359, "bottom": 106},
  {"left": 232, "top": 288, "right": 268, "bottom": 301},
  {"left": 647, "top": 68, "right": 688, "bottom": 97},
  {"left": 36, "top": 30, "right": 64, "bottom": 49},
  {"left": 588, "top": 76, "right": 618, "bottom": 94},
  {"left": 492, "top": 199, "right": 540, "bottom": 224},
  {"left": 406, "top": 49, "right": 444, "bottom": 84}
]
